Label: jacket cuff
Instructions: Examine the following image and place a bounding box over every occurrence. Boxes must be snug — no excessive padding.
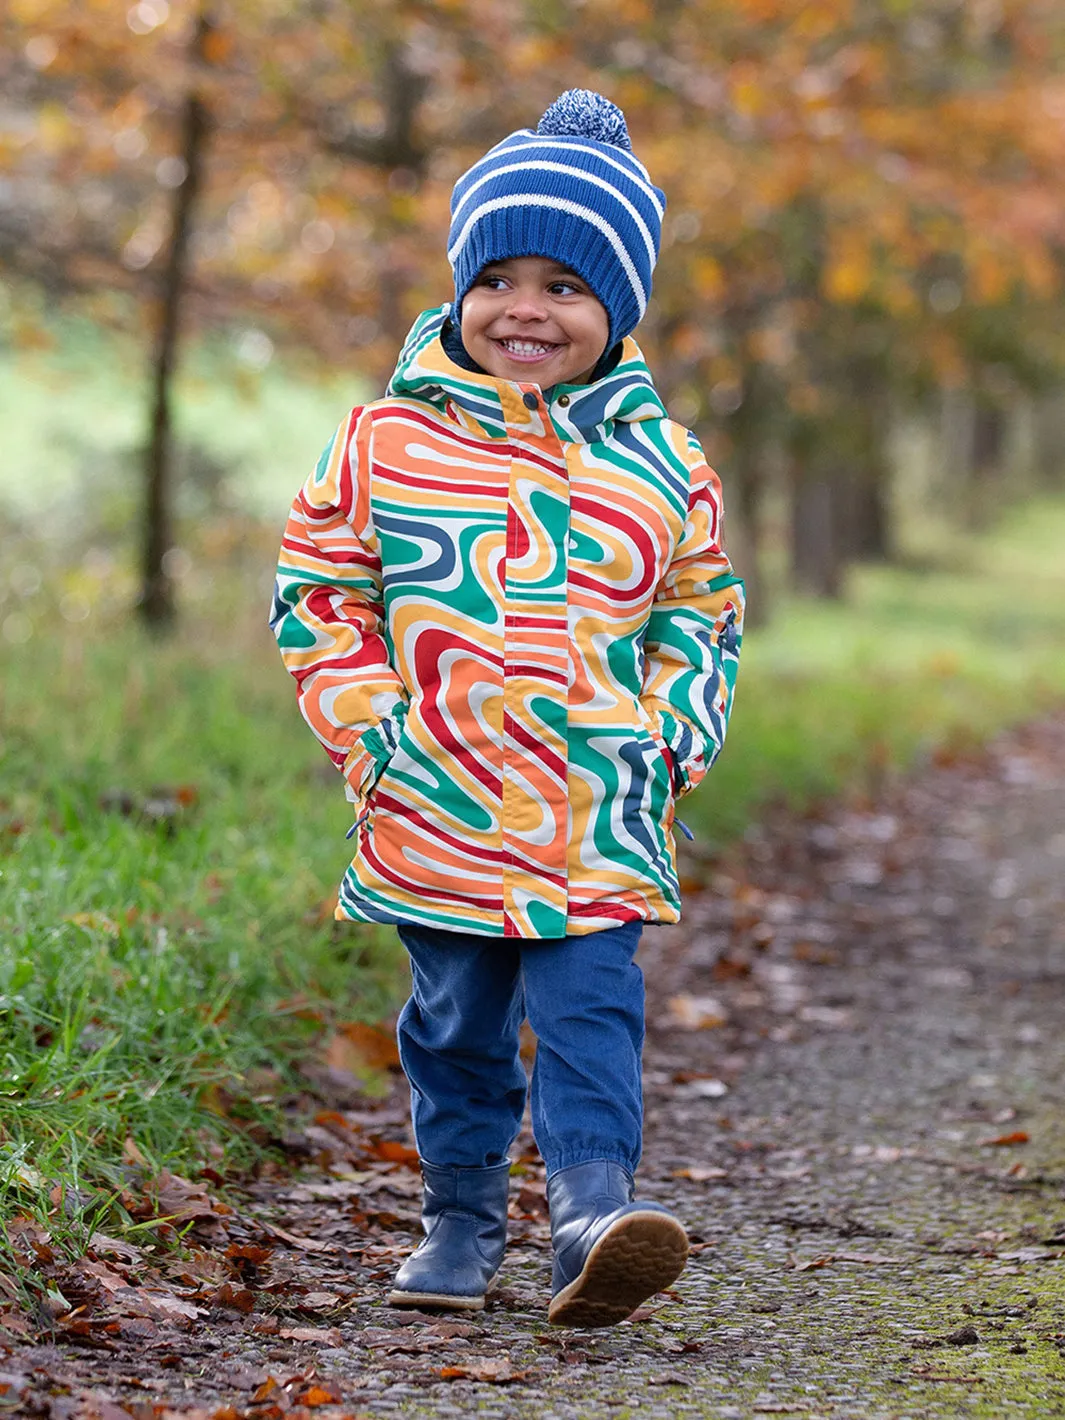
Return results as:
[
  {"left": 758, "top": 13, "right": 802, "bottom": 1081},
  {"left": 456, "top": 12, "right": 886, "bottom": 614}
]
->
[
  {"left": 657, "top": 709, "right": 707, "bottom": 797},
  {"left": 341, "top": 708, "right": 407, "bottom": 803}
]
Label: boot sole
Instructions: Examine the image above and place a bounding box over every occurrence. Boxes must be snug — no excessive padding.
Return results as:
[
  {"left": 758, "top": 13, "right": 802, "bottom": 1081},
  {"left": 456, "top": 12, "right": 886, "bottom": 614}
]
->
[
  {"left": 548, "top": 1210, "right": 689, "bottom": 1328},
  {"left": 387, "top": 1288, "right": 485, "bottom": 1311},
  {"left": 387, "top": 1270, "right": 499, "bottom": 1312}
]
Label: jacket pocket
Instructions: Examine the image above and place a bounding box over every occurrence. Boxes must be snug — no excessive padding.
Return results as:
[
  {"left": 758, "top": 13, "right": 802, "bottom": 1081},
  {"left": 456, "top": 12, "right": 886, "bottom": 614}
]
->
[
  {"left": 345, "top": 714, "right": 408, "bottom": 838},
  {"left": 634, "top": 698, "right": 683, "bottom": 797}
]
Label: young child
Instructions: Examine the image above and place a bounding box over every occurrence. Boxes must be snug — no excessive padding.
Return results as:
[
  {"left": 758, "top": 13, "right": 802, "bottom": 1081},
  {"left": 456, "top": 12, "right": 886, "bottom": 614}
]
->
[{"left": 271, "top": 90, "right": 744, "bottom": 1328}]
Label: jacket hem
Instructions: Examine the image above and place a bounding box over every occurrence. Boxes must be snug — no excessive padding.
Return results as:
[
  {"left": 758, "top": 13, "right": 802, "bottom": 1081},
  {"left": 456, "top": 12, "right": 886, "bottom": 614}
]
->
[{"left": 334, "top": 894, "right": 680, "bottom": 937}]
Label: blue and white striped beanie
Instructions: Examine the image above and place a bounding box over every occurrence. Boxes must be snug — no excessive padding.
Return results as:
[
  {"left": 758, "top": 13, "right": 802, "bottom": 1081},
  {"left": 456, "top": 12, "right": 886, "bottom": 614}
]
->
[{"left": 448, "top": 90, "right": 666, "bottom": 350}]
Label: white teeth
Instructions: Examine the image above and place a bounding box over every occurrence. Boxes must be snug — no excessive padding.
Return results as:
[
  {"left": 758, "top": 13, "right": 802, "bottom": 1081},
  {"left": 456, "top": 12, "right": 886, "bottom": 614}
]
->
[{"left": 500, "top": 339, "right": 555, "bottom": 356}]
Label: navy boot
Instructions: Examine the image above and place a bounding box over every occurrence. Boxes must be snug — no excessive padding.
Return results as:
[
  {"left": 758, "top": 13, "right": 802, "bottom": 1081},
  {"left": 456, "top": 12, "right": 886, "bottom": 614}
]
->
[
  {"left": 547, "top": 1160, "right": 688, "bottom": 1327},
  {"left": 388, "top": 1160, "right": 511, "bottom": 1311}
]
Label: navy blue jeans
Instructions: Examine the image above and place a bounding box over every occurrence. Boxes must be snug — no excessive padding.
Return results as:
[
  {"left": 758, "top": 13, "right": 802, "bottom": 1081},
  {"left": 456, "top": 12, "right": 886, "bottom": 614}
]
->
[{"left": 396, "top": 920, "right": 645, "bottom": 1178}]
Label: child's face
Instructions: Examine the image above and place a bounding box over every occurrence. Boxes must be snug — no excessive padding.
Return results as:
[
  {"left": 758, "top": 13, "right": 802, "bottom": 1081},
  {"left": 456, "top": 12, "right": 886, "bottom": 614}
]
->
[{"left": 460, "top": 256, "right": 610, "bottom": 387}]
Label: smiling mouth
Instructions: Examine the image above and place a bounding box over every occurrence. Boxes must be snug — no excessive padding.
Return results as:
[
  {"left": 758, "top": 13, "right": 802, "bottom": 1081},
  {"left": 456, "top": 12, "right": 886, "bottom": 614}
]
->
[{"left": 494, "top": 337, "right": 562, "bottom": 361}]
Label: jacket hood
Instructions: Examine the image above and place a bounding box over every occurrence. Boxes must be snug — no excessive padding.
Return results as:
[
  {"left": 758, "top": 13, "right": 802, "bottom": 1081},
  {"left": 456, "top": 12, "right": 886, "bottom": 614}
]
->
[{"left": 385, "top": 305, "right": 669, "bottom": 445}]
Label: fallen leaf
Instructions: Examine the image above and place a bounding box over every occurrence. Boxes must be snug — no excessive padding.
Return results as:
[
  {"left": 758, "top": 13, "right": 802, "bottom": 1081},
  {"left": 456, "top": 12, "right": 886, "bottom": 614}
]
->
[
  {"left": 366, "top": 1137, "right": 421, "bottom": 1168},
  {"left": 77, "top": 1260, "right": 130, "bottom": 1295},
  {"left": 297, "top": 1385, "right": 341, "bottom": 1407},
  {"left": 514, "top": 1182, "right": 548, "bottom": 1218},
  {"left": 790, "top": 1251, "right": 900, "bottom": 1270},
  {"left": 791, "top": 1253, "right": 835, "bottom": 1271},
  {"left": 792, "top": 941, "right": 840, "bottom": 965},
  {"left": 833, "top": 1252, "right": 903, "bottom": 1265},
  {"left": 259, "top": 1221, "right": 335, "bottom": 1253},
  {"left": 667, "top": 993, "right": 729, "bottom": 1030},
  {"left": 89, "top": 1232, "right": 144, "bottom": 1263},
  {"left": 225, "top": 1243, "right": 274, "bottom": 1269},
  {"left": 64, "top": 911, "right": 120, "bottom": 936},
  {"left": 0, "top": 1373, "right": 28, "bottom": 1401},
  {"left": 428, "top": 1320, "right": 478, "bottom": 1338},
  {"left": 148, "top": 1171, "right": 219, "bottom": 1222},
  {"left": 711, "top": 954, "right": 752, "bottom": 981},
  {"left": 123, "top": 1290, "right": 203, "bottom": 1323},
  {"left": 909, "top": 1367, "right": 983, "bottom": 1384},
  {"left": 74, "top": 1398, "right": 130, "bottom": 1419},
  {"left": 979, "top": 1131, "right": 1029, "bottom": 1147},
  {"left": 439, "top": 1358, "right": 530, "bottom": 1383},
  {"left": 519, "top": 1021, "right": 538, "bottom": 1064},
  {"left": 314, "top": 1109, "right": 359, "bottom": 1136},
  {"left": 123, "top": 1136, "right": 148, "bottom": 1167},
  {"left": 299, "top": 1292, "right": 341, "bottom": 1310},
  {"left": 326, "top": 1020, "right": 401, "bottom": 1074},
  {"left": 211, "top": 1282, "right": 256, "bottom": 1313},
  {"left": 672, "top": 1166, "right": 728, "bottom": 1182},
  {"left": 278, "top": 1326, "right": 343, "bottom": 1345}
]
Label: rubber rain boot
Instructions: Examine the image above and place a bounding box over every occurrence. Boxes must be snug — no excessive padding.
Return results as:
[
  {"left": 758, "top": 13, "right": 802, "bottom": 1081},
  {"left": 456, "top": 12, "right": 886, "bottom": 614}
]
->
[
  {"left": 547, "top": 1160, "right": 688, "bottom": 1327},
  {"left": 388, "top": 1159, "right": 511, "bottom": 1311}
]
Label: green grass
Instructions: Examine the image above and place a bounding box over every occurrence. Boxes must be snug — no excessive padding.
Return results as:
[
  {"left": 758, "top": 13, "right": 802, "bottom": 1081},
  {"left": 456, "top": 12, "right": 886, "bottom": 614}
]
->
[
  {"left": 0, "top": 547, "right": 406, "bottom": 1266},
  {"left": 686, "top": 496, "right": 1065, "bottom": 847},
  {"left": 0, "top": 308, "right": 364, "bottom": 531},
  {"left": 1, "top": 451, "right": 1064, "bottom": 1270}
]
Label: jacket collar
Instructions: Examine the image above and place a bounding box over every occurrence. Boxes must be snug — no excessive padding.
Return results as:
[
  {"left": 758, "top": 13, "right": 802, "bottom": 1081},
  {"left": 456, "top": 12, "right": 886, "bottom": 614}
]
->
[{"left": 385, "top": 305, "right": 668, "bottom": 445}]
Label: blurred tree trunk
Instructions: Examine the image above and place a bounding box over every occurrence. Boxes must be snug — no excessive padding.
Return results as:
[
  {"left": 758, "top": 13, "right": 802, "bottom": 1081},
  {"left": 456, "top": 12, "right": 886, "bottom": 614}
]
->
[
  {"left": 967, "top": 398, "right": 1006, "bottom": 529},
  {"left": 839, "top": 385, "right": 893, "bottom": 564},
  {"left": 1034, "top": 396, "right": 1065, "bottom": 488},
  {"left": 726, "top": 361, "right": 777, "bottom": 627},
  {"left": 322, "top": 41, "right": 429, "bottom": 348},
  {"left": 138, "top": 10, "right": 212, "bottom": 630},
  {"left": 730, "top": 444, "right": 766, "bottom": 627},
  {"left": 843, "top": 474, "right": 891, "bottom": 561},
  {"left": 790, "top": 456, "right": 846, "bottom": 598},
  {"left": 787, "top": 367, "right": 893, "bottom": 596}
]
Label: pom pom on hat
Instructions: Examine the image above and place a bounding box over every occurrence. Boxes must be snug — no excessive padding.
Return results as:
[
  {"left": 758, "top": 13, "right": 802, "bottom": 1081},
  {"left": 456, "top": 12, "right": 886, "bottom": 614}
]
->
[
  {"left": 536, "top": 89, "right": 633, "bottom": 151},
  {"left": 447, "top": 90, "right": 666, "bottom": 351}
]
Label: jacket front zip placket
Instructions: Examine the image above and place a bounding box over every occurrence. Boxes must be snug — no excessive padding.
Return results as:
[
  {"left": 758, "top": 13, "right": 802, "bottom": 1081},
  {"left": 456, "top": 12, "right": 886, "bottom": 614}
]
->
[{"left": 499, "top": 384, "right": 571, "bottom": 938}]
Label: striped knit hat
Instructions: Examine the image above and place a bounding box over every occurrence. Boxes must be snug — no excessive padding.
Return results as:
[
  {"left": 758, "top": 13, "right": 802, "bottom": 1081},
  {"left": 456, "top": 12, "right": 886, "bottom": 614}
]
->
[{"left": 448, "top": 90, "right": 666, "bottom": 350}]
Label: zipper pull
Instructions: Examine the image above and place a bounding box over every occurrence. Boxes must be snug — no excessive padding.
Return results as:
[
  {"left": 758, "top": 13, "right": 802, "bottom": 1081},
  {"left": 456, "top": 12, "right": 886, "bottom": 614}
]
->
[{"left": 676, "top": 819, "right": 695, "bottom": 841}]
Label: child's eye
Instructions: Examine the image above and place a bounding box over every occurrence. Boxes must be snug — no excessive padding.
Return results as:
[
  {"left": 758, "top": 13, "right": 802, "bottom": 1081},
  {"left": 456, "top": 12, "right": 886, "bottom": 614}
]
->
[
  {"left": 549, "top": 280, "right": 583, "bottom": 296},
  {"left": 479, "top": 273, "right": 509, "bottom": 290}
]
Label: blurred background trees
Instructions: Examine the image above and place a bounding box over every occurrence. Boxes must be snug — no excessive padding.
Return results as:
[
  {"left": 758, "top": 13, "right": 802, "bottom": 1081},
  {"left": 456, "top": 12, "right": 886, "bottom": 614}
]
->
[{"left": 2, "top": 0, "right": 1064, "bottom": 626}]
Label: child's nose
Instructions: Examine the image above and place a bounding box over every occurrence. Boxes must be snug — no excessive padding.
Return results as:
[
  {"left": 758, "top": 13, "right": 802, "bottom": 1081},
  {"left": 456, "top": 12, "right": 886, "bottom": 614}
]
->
[{"left": 505, "top": 289, "right": 548, "bottom": 321}]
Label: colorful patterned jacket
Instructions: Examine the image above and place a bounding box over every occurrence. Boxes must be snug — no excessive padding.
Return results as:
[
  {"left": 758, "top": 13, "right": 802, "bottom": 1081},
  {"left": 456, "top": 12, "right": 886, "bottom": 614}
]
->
[{"left": 271, "top": 307, "right": 744, "bottom": 938}]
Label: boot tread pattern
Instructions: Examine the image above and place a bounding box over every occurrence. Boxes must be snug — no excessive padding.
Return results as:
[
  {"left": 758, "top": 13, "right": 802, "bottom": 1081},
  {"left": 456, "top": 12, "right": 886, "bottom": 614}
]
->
[{"left": 548, "top": 1210, "right": 689, "bottom": 1328}]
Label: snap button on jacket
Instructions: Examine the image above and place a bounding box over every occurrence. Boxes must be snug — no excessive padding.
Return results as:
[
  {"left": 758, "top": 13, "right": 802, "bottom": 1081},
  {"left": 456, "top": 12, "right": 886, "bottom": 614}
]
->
[{"left": 272, "top": 307, "right": 744, "bottom": 938}]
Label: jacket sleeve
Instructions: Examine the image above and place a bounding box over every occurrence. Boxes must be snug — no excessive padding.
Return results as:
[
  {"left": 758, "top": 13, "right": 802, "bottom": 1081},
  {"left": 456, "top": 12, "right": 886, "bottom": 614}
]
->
[
  {"left": 639, "top": 432, "right": 744, "bottom": 798},
  {"left": 269, "top": 406, "right": 408, "bottom": 805}
]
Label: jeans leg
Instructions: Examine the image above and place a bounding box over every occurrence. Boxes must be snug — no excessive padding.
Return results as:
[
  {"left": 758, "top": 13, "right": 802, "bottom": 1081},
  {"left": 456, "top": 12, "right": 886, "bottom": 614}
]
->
[
  {"left": 396, "top": 924, "right": 527, "bottom": 1168},
  {"left": 520, "top": 920, "right": 645, "bottom": 1179}
]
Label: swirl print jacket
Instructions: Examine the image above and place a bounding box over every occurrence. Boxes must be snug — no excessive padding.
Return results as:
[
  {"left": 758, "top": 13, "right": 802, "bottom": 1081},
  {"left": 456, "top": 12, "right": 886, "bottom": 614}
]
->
[{"left": 272, "top": 307, "right": 744, "bottom": 938}]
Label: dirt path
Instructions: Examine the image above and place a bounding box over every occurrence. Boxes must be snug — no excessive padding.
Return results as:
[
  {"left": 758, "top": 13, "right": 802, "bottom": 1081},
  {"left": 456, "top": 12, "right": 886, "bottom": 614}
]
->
[{"left": 5, "top": 718, "right": 1065, "bottom": 1419}]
